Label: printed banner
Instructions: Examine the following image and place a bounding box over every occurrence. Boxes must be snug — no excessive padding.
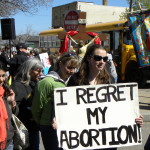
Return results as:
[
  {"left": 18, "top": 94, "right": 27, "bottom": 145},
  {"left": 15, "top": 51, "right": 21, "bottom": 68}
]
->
[
  {"left": 128, "top": 10, "right": 150, "bottom": 67},
  {"left": 54, "top": 83, "right": 142, "bottom": 150}
]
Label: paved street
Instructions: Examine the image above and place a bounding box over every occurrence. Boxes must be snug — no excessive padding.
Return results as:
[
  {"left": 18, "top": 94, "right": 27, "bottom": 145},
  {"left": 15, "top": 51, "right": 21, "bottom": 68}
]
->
[{"left": 40, "top": 81, "right": 150, "bottom": 150}]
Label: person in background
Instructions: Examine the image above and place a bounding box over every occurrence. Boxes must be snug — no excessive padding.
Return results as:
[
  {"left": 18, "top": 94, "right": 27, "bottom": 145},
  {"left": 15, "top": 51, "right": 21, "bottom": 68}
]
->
[
  {"left": 0, "top": 46, "right": 10, "bottom": 69},
  {"left": 0, "top": 47, "right": 3, "bottom": 55},
  {"left": 0, "top": 61, "right": 18, "bottom": 150},
  {"left": 12, "top": 50, "right": 17, "bottom": 57},
  {"left": 29, "top": 48, "right": 40, "bottom": 59},
  {"left": 33, "top": 48, "right": 40, "bottom": 59},
  {"left": 9, "top": 43, "right": 28, "bottom": 80},
  {"left": 31, "top": 52, "right": 79, "bottom": 150},
  {"left": 10, "top": 58, "right": 43, "bottom": 150},
  {"left": 67, "top": 44, "right": 143, "bottom": 150}
]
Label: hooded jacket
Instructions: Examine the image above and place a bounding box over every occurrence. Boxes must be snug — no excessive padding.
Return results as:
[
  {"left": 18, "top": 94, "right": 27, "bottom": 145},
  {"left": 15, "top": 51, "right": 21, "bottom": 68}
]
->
[{"left": 31, "top": 71, "right": 66, "bottom": 126}]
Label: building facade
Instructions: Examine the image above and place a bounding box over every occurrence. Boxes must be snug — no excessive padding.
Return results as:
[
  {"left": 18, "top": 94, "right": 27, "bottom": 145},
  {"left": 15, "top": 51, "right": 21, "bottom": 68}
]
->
[{"left": 52, "top": 1, "right": 127, "bottom": 28}]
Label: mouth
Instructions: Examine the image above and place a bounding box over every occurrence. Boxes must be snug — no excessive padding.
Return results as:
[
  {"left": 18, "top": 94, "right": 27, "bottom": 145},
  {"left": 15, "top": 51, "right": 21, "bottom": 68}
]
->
[{"left": 97, "top": 64, "right": 103, "bottom": 68}]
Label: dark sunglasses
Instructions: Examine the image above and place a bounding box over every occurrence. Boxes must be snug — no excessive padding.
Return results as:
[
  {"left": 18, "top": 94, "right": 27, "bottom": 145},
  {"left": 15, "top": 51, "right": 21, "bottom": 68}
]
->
[{"left": 92, "top": 55, "right": 108, "bottom": 62}]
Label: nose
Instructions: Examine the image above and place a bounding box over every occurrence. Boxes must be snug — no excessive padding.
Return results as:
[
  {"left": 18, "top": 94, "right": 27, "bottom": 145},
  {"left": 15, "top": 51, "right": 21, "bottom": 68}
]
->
[
  {"left": 69, "top": 68, "right": 75, "bottom": 74},
  {"left": 99, "top": 58, "right": 104, "bottom": 63},
  {"left": 39, "top": 71, "right": 43, "bottom": 76}
]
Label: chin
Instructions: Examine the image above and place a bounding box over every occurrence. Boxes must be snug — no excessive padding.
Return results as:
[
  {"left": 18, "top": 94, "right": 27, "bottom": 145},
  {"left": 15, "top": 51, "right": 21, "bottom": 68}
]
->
[{"left": 97, "top": 67, "right": 104, "bottom": 70}]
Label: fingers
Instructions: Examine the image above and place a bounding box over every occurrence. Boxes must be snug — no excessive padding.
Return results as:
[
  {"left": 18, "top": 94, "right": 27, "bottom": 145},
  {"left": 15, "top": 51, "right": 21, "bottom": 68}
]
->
[
  {"left": 135, "top": 115, "right": 144, "bottom": 127},
  {"left": 9, "top": 89, "right": 15, "bottom": 97},
  {"left": 9, "top": 89, "right": 16, "bottom": 108},
  {"left": 52, "top": 117, "right": 58, "bottom": 130}
]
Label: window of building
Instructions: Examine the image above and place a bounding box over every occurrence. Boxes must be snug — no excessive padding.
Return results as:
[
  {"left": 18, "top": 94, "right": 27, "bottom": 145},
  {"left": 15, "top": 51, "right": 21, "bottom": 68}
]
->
[
  {"left": 56, "top": 35, "right": 60, "bottom": 47},
  {"left": 48, "top": 36, "right": 51, "bottom": 48},
  {"left": 40, "top": 36, "right": 44, "bottom": 48},
  {"left": 52, "top": 36, "right": 56, "bottom": 47},
  {"left": 44, "top": 36, "right": 47, "bottom": 48}
]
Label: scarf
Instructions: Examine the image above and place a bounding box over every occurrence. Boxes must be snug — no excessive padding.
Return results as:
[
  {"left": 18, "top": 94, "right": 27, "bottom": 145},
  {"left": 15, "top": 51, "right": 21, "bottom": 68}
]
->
[{"left": 0, "top": 86, "right": 8, "bottom": 150}]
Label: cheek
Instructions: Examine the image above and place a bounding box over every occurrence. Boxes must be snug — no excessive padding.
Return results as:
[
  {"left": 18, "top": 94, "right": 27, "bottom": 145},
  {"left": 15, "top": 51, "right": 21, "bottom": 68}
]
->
[
  {"left": 2, "top": 77, "right": 5, "bottom": 82},
  {"left": 30, "top": 72, "right": 36, "bottom": 78},
  {"left": 0, "top": 77, "right": 5, "bottom": 83}
]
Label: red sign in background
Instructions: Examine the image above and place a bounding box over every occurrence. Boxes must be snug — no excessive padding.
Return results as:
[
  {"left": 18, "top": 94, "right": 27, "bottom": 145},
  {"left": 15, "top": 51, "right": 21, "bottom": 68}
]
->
[{"left": 64, "top": 11, "right": 79, "bottom": 32}]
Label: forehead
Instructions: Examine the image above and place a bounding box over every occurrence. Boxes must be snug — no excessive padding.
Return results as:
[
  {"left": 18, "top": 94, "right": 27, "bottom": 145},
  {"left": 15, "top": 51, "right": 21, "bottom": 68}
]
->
[
  {"left": 32, "top": 67, "right": 43, "bottom": 71},
  {"left": 94, "top": 48, "right": 107, "bottom": 56},
  {"left": 63, "top": 59, "right": 77, "bottom": 67},
  {"left": 0, "top": 69, "right": 6, "bottom": 74}
]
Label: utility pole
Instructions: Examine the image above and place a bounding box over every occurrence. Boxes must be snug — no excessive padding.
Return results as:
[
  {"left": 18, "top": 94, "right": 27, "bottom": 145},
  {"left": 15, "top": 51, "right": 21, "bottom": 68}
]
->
[
  {"left": 129, "top": 0, "right": 133, "bottom": 12},
  {"left": 102, "top": 0, "right": 108, "bottom": 5}
]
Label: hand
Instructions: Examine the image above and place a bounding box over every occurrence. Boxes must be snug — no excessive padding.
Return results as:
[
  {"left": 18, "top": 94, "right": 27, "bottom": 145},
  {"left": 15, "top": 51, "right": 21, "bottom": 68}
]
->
[
  {"left": 52, "top": 117, "right": 58, "bottom": 130},
  {"left": 9, "top": 89, "right": 16, "bottom": 108},
  {"left": 68, "top": 35, "right": 71, "bottom": 38},
  {"left": 95, "top": 35, "right": 99, "bottom": 38},
  {"left": 135, "top": 115, "right": 144, "bottom": 127}
]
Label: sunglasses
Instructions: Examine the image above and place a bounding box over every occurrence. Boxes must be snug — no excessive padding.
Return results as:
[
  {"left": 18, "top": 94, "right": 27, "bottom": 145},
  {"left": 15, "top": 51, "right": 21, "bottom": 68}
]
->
[
  {"left": 92, "top": 55, "right": 108, "bottom": 62},
  {"left": 64, "top": 53, "right": 76, "bottom": 57}
]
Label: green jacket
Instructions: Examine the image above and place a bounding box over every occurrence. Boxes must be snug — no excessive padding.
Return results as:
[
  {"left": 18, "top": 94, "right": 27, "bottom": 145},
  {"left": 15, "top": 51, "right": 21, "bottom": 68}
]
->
[{"left": 31, "top": 71, "right": 66, "bottom": 126}]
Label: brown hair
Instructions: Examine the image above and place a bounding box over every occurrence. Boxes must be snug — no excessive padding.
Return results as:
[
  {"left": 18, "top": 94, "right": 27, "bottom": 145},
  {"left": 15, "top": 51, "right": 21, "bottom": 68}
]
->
[
  {"left": 55, "top": 52, "right": 79, "bottom": 72},
  {"left": 77, "top": 44, "right": 109, "bottom": 85},
  {"left": 0, "top": 61, "right": 10, "bottom": 97}
]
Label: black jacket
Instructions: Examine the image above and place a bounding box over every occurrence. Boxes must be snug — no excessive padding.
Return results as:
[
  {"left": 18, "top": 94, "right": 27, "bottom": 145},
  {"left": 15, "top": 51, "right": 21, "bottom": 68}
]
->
[
  {"left": 0, "top": 51, "right": 10, "bottom": 71},
  {"left": 10, "top": 80, "right": 39, "bottom": 131},
  {"left": 67, "top": 72, "right": 89, "bottom": 86},
  {"left": 9, "top": 51, "right": 28, "bottom": 78}
]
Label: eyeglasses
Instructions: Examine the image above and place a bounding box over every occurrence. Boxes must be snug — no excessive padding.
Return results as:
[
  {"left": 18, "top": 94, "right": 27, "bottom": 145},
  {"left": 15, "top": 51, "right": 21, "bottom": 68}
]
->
[{"left": 92, "top": 55, "right": 108, "bottom": 62}]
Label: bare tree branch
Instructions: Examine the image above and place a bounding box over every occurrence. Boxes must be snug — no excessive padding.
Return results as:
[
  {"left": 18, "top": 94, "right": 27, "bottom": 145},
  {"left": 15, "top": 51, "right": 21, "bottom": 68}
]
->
[
  {"left": 11, "top": 25, "right": 37, "bottom": 45},
  {"left": 0, "top": 0, "right": 53, "bottom": 17},
  {"left": 120, "top": 0, "right": 150, "bottom": 20}
]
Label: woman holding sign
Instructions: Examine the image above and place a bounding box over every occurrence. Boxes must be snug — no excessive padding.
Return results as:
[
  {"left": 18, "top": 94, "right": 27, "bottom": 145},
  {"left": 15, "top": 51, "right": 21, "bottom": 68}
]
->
[
  {"left": 31, "top": 52, "right": 79, "bottom": 150},
  {"left": 67, "top": 44, "right": 143, "bottom": 150},
  {"left": 67, "top": 44, "right": 117, "bottom": 86}
]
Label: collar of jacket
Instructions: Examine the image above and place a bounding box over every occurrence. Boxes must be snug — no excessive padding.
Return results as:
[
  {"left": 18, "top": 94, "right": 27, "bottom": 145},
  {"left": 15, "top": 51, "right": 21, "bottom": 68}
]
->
[{"left": 46, "top": 71, "right": 67, "bottom": 85}]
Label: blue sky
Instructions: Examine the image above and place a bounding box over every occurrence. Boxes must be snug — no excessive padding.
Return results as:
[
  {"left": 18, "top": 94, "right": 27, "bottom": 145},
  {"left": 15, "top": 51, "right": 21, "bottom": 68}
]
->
[{"left": 1, "top": 0, "right": 129, "bottom": 35}]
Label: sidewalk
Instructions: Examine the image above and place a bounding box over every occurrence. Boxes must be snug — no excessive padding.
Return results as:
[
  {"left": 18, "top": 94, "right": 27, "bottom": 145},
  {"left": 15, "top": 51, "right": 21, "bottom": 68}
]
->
[{"left": 139, "top": 81, "right": 150, "bottom": 122}]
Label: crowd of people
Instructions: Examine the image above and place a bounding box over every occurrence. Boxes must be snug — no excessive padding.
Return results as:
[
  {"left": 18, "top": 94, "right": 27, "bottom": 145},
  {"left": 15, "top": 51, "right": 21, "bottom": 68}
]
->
[{"left": 0, "top": 42, "right": 143, "bottom": 150}]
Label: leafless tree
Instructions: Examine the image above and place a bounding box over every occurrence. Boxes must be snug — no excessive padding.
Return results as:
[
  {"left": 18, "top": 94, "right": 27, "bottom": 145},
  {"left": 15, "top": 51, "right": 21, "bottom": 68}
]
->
[
  {"left": 11, "top": 25, "right": 38, "bottom": 46},
  {"left": 120, "top": 0, "right": 150, "bottom": 20},
  {"left": 0, "top": 0, "right": 53, "bottom": 17}
]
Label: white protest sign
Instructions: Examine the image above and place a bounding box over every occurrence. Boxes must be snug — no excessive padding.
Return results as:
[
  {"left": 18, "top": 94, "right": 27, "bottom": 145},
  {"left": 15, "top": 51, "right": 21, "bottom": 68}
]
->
[
  {"left": 39, "top": 52, "right": 51, "bottom": 75},
  {"left": 39, "top": 52, "right": 51, "bottom": 68},
  {"left": 54, "top": 83, "right": 142, "bottom": 150}
]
